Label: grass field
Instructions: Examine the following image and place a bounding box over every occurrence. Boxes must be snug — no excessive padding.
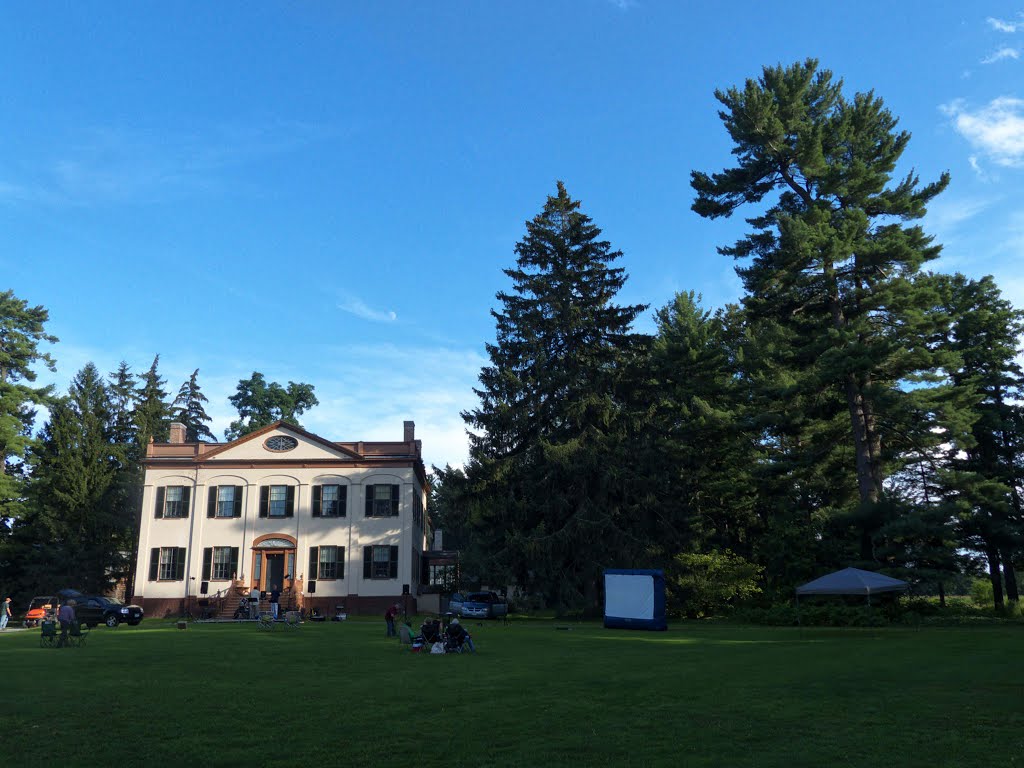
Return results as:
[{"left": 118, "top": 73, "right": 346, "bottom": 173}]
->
[{"left": 4, "top": 617, "right": 1022, "bottom": 767}]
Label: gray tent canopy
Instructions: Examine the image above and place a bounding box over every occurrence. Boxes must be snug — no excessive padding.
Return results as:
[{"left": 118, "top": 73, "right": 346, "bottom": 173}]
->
[
  {"left": 796, "top": 567, "right": 908, "bottom": 608},
  {"left": 797, "top": 567, "right": 908, "bottom": 596}
]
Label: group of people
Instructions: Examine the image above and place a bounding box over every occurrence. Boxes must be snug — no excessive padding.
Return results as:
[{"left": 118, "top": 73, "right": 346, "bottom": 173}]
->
[{"left": 386, "top": 603, "right": 477, "bottom": 654}]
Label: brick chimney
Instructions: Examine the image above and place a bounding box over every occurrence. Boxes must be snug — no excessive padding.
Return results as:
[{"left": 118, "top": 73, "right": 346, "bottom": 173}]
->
[
  {"left": 404, "top": 420, "right": 415, "bottom": 442},
  {"left": 169, "top": 422, "right": 187, "bottom": 444}
]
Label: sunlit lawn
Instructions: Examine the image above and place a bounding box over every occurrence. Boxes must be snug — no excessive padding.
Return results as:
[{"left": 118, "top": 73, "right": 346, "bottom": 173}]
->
[{"left": 4, "top": 617, "right": 1022, "bottom": 767}]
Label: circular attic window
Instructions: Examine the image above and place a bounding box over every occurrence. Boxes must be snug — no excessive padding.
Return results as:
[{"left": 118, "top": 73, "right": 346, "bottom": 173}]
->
[{"left": 264, "top": 435, "right": 298, "bottom": 452}]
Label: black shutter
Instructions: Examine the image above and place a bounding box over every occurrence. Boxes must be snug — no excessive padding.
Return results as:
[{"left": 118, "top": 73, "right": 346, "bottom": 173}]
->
[
  {"left": 312, "top": 486, "right": 322, "bottom": 517},
  {"left": 285, "top": 486, "right": 295, "bottom": 517},
  {"left": 202, "top": 548, "right": 212, "bottom": 580},
  {"left": 309, "top": 547, "right": 319, "bottom": 580},
  {"left": 389, "top": 546, "right": 399, "bottom": 579},
  {"left": 207, "top": 486, "right": 217, "bottom": 518},
  {"left": 365, "top": 486, "right": 374, "bottom": 517},
  {"left": 259, "top": 486, "right": 269, "bottom": 518},
  {"left": 175, "top": 548, "right": 186, "bottom": 580},
  {"left": 233, "top": 487, "right": 243, "bottom": 517},
  {"left": 230, "top": 548, "right": 239, "bottom": 579},
  {"left": 363, "top": 546, "right": 372, "bottom": 578},
  {"left": 149, "top": 548, "right": 159, "bottom": 581},
  {"left": 339, "top": 546, "right": 345, "bottom": 578},
  {"left": 340, "top": 486, "right": 348, "bottom": 517},
  {"left": 155, "top": 487, "right": 165, "bottom": 519},
  {"left": 181, "top": 486, "right": 191, "bottom": 518},
  {"left": 391, "top": 484, "right": 400, "bottom": 516}
]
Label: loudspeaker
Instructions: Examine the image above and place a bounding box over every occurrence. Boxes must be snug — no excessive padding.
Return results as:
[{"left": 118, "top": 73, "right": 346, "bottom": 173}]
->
[
  {"left": 402, "top": 583, "right": 410, "bottom": 595},
  {"left": 308, "top": 581, "right": 316, "bottom": 594},
  {"left": 200, "top": 581, "right": 209, "bottom": 595}
]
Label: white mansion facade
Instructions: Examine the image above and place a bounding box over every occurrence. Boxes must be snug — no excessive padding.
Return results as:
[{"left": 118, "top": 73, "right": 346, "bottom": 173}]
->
[{"left": 134, "top": 419, "right": 429, "bottom": 617}]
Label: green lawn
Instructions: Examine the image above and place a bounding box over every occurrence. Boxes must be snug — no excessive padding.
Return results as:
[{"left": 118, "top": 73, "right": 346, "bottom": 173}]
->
[{"left": 4, "top": 618, "right": 1022, "bottom": 767}]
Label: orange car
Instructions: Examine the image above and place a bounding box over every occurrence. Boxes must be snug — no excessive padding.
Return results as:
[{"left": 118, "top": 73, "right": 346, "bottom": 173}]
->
[{"left": 23, "top": 595, "right": 55, "bottom": 627}]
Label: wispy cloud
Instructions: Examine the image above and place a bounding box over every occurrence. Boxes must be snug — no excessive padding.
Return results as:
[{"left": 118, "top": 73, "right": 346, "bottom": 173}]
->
[
  {"left": 987, "top": 16, "right": 1023, "bottom": 33},
  {"left": 0, "top": 121, "right": 337, "bottom": 208},
  {"left": 607, "top": 0, "right": 637, "bottom": 9},
  {"left": 941, "top": 97, "right": 1024, "bottom": 168},
  {"left": 337, "top": 298, "right": 398, "bottom": 323},
  {"left": 981, "top": 46, "right": 1020, "bottom": 64}
]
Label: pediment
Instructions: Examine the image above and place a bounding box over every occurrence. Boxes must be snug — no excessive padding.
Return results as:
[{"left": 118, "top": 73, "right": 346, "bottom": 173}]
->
[{"left": 200, "top": 421, "right": 362, "bottom": 462}]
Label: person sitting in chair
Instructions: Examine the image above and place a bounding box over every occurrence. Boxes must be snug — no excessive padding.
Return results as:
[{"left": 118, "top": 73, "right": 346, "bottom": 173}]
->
[{"left": 446, "top": 618, "right": 476, "bottom": 654}]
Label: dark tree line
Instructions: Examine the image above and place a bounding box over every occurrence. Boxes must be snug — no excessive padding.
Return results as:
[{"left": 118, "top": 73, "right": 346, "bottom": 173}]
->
[
  {"left": 434, "top": 61, "right": 1023, "bottom": 616},
  {"left": 0, "top": 317, "right": 318, "bottom": 603}
]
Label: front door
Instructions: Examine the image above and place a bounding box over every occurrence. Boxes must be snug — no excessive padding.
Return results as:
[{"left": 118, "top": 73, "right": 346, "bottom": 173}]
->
[{"left": 266, "top": 554, "right": 285, "bottom": 592}]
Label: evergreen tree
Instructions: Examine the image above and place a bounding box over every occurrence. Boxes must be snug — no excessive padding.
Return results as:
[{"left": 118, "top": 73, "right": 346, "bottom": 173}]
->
[
  {"left": 0, "top": 290, "right": 58, "bottom": 522},
  {"left": 26, "top": 363, "right": 129, "bottom": 592},
  {"left": 463, "top": 182, "right": 649, "bottom": 612},
  {"left": 225, "top": 372, "right": 318, "bottom": 440},
  {"left": 107, "top": 362, "right": 139, "bottom": 450},
  {"left": 647, "top": 293, "right": 759, "bottom": 559},
  {"left": 172, "top": 368, "right": 215, "bottom": 442},
  {"left": 134, "top": 355, "right": 172, "bottom": 450},
  {"left": 934, "top": 273, "right": 1024, "bottom": 609},
  {"left": 692, "top": 60, "right": 953, "bottom": 561}
]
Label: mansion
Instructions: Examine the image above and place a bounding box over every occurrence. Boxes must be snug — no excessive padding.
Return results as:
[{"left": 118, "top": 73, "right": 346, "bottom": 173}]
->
[{"left": 134, "top": 419, "right": 429, "bottom": 618}]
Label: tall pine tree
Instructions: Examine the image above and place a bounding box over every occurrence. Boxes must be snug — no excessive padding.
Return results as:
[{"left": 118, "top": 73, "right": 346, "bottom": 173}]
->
[
  {"left": 172, "top": 368, "right": 215, "bottom": 442},
  {"left": 692, "top": 60, "right": 953, "bottom": 561},
  {"left": 134, "top": 355, "right": 172, "bottom": 450},
  {"left": 27, "top": 363, "right": 130, "bottom": 592},
  {"left": 463, "top": 182, "right": 649, "bottom": 612}
]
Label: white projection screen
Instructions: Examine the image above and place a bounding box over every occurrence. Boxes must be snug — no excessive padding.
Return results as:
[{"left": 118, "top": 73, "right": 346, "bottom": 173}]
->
[{"left": 603, "top": 569, "right": 667, "bottom": 630}]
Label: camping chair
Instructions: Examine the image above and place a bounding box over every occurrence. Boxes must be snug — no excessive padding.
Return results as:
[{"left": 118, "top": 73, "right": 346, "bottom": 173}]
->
[
  {"left": 398, "top": 623, "right": 414, "bottom": 646},
  {"left": 420, "top": 619, "right": 442, "bottom": 644},
  {"left": 40, "top": 621, "right": 57, "bottom": 648},
  {"left": 68, "top": 622, "right": 89, "bottom": 648},
  {"left": 257, "top": 612, "right": 275, "bottom": 631},
  {"left": 284, "top": 611, "right": 301, "bottom": 630}
]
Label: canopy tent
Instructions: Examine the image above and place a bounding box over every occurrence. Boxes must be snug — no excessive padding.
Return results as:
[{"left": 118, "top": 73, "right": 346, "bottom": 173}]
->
[{"left": 796, "top": 567, "right": 908, "bottom": 606}]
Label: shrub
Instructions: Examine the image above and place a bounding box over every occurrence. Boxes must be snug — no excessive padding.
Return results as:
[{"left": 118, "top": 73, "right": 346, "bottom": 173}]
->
[
  {"left": 667, "top": 550, "right": 763, "bottom": 618},
  {"left": 971, "top": 578, "right": 994, "bottom": 608}
]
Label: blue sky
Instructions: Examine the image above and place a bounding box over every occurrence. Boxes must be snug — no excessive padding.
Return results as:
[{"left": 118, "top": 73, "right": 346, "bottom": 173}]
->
[{"left": 5, "top": 2, "right": 1023, "bottom": 469}]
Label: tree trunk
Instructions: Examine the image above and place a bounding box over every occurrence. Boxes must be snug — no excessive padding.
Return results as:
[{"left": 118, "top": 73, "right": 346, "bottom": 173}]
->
[
  {"left": 1001, "top": 549, "right": 1019, "bottom": 604},
  {"left": 987, "top": 547, "right": 1005, "bottom": 612},
  {"left": 938, "top": 580, "right": 945, "bottom": 608}
]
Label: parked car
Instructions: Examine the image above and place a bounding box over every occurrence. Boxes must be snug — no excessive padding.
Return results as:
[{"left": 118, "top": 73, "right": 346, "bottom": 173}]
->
[
  {"left": 23, "top": 595, "right": 55, "bottom": 627},
  {"left": 449, "top": 591, "right": 508, "bottom": 619},
  {"left": 71, "top": 594, "right": 144, "bottom": 628}
]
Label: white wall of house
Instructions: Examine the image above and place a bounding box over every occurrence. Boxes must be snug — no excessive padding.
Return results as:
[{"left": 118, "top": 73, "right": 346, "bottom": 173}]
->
[{"left": 135, "top": 426, "right": 427, "bottom": 604}]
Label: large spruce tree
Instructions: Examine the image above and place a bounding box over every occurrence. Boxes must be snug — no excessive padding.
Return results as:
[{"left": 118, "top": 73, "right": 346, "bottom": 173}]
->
[
  {"left": 172, "top": 368, "right": 215, "bottom": 442},
  {"left": 27, "top": 363, "right": 131, "bottom": 592},
  {"left": 463, "top": 182, "right": 649, "bottom": 612},
  {"left": 692, "top": 60, "right": 952, "bottom": 561}
]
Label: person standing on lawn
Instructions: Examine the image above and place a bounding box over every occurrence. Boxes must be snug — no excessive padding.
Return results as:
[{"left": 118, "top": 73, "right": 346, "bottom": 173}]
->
[
  {"left": 56, "top": 599, "right": 76, "bottom": 647},
  {"left": 385, "top": 602, "right": 399, "bottom": 637},
  {"left": 270, "top": 586, "right": 281, "bottom": 620},
  {"left": 0, "top": 596, "right": 11, "bottom": 630}
]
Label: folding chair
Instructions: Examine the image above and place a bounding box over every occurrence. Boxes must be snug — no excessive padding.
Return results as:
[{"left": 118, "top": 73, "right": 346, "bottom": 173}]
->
[
  {"left": 257, "top": 612, "right": 275, "bottom": 631},
  {"left": 68, "top": 622, "right": 90, "bottom": 647},
  {"left": 284, "top": 611, "right": 301, "bottom": 630},
  {"left": 40, "top": 621, "right": 57, "bottom": 648}
]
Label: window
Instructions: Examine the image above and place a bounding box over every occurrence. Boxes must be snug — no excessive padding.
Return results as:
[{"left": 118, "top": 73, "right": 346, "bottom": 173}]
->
[
  {"left": 313, "top": 485, "right": 346, "bottom": 517},
  {"left": 413, "top": 491, "right": 423, "bottom": 529},
  {"left": 259, "top": 485, "right": 295, "bottom": 518},
  {"left": 365, "top": 484, "right": 399, "bottom": 517},
  {"left": 309, "top": 545, "right": 344, "bottom": 580},
  {"left": 265, "top": 435, "right": 298, "bottom": 452},
  {"left": 207, "top": 485, "right": 243, "bottom": 518},
  {"left": 363, "top": 545, "right": 398, "bottom": 579},
  {"left": 155, "top": 486, "right": 191, "bottom": 519},
  {"left": 148, "top": 547, "right": 186, "bottom": 581},
  {"left": 202, "top": 546, "right": 239, "bottom": 581}
]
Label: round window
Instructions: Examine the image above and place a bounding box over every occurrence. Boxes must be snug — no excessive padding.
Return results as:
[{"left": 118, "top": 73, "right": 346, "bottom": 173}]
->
[{"left": 264, "top": 435, "right": 298, "bottom": 452}]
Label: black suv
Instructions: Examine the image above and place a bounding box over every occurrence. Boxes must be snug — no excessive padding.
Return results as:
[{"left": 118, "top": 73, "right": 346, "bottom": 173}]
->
[{"left": 72, "top": 595, "right": 144, "bottom": 628}]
